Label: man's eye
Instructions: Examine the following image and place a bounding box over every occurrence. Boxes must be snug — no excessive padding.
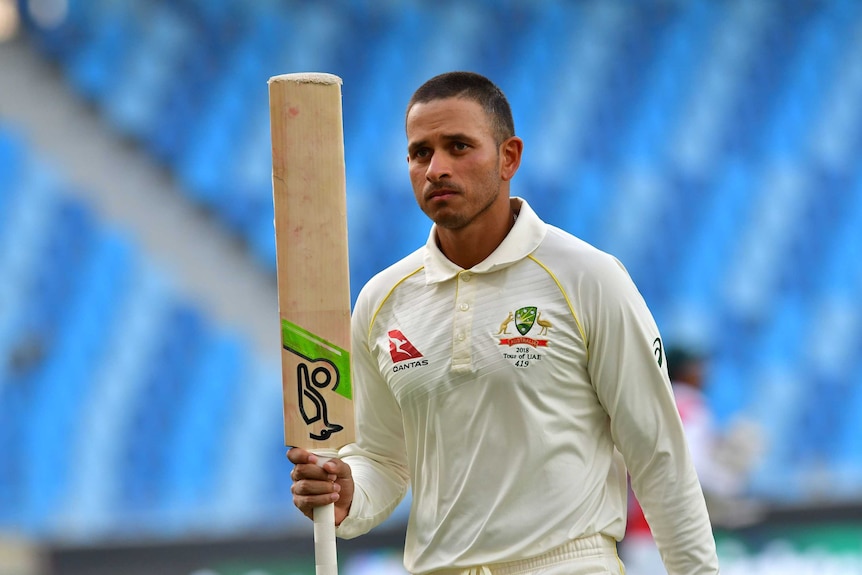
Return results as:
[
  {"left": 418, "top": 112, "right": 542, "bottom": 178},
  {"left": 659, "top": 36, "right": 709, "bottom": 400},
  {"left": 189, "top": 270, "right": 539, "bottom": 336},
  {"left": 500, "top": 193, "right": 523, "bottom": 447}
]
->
[
  {"left": 414, "top": 148, "right": 430, "bottom": 159},
  {"left": 453, "top": 142, "right": 468, "bottom": 151}
]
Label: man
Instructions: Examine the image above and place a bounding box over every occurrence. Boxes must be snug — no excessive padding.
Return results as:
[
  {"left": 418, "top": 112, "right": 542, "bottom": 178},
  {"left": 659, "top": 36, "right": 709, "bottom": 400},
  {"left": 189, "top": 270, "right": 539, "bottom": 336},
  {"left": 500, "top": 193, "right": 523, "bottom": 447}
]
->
[{"left": 289, "top": 71, "right": 719, "bottom": 575}]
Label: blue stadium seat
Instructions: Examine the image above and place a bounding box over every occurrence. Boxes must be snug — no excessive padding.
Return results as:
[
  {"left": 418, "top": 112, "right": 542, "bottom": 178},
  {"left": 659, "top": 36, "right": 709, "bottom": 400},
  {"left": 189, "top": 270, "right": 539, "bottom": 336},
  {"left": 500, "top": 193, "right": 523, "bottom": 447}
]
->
[
  {"left": 500, "top": 1, "right": 577, "bottom": 149},
  {"left": 103, "top": 5, "right": 193, "bottom": 140},
  {"left": 704, "top": 354, "right": 750, "bottom": 428},
  {"left": 833, "top": 367, "right": 862, "bottom": 487},
  {"left": 673, "top": 159, "right": 753, "bottom": 308},
  {"left": 115, "top": 300, "right": 208, "bottom": 517},
  {"left": 209, "top": 359, "right": 291, "bottom": 532},
  {"left": 620, "top": 0, "right": 717, "bottom": 165},
  {"left": 0, "top": 380, "right": 24, "bottom": 526},
  {"left": 59, "top": 260, "right": 173, "bottom": 538},
  {"left": 816, "top": 340, "right": 862, "bottom": 499},
  {"left": 65, "top": 6, "right": 137, "bottom": 104},
  {"left": 163, "top": 332, "right": 247, "bottom": 528},
  {"left": 817, "top": 173, "right": 862, "bottom": 298},
  {"left": 18, "top": 0, "right": 94, "bottom": 65},
  {"left": 0, "top": 126, "right": 26, "bottom": 216},
  {"left": 22, "top": 226, "right": 134, "bottom": 534},
  {"left": 26, "top": 195, "right": 97, "bottom": 335},
  {"left": 744, "top": 363, "right": 808, "bottom": 502},
  {"left": 760, "top": 0, "right": 854, "bottom": 162},
  {"left": 0, "top": 158, "right": 63, "bottom": 413}
]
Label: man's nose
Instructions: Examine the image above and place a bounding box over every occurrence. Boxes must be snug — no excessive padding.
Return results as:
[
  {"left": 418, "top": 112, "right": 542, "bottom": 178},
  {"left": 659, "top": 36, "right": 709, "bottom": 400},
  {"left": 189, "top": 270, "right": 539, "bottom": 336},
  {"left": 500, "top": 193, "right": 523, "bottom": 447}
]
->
[{"left": 426, "top": 152, "right": 452, "bottom": 181}]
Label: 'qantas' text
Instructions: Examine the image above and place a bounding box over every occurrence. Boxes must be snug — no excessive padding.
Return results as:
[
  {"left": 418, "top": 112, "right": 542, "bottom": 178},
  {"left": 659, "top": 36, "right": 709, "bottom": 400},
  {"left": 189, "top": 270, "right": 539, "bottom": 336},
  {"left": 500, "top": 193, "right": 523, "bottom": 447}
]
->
[{"left": 393, "top": 359, "right": 429, "bottom": 372}]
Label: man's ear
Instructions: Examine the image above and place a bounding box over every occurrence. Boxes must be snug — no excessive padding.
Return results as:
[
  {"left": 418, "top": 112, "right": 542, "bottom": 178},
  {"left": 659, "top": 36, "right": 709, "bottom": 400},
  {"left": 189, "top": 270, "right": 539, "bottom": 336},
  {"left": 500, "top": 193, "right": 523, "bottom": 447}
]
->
[{"left": 500, "top": 136, "right": 523, "bottom": 182}]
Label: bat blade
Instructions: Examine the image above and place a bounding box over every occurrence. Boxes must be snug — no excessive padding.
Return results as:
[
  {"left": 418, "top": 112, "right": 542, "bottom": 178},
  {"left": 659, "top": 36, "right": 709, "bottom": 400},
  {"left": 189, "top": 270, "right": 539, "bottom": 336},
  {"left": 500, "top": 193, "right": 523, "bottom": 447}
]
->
[
  {"left": 270, "top": 72, "right": 353, "bottom": 575},
  {"left": 269, "top": 72, "right": 354, "bottom": 453}
]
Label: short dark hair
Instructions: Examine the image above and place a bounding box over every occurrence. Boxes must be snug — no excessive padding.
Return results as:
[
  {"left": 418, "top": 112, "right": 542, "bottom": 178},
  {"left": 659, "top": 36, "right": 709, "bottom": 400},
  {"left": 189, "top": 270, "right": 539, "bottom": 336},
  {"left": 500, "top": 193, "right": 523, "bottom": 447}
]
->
[{"left": 406, "top": 71, "right": 515, "bottom": 145}]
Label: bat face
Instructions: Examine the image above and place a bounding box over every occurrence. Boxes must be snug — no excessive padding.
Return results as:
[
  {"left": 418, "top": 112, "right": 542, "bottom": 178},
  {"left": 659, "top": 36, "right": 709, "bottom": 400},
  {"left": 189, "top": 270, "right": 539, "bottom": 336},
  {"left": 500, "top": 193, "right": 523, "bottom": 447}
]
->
[
  {"left": 269, "top": 73, "right": 355, "bottom": 451},
  {"left": 282, "top": 319, "right": 352, "bottom": 444}
]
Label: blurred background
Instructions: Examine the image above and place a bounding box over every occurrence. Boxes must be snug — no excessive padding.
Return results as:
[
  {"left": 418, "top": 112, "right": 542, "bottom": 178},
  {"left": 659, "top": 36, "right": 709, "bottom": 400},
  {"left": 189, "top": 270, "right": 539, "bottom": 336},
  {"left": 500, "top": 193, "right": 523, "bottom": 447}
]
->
[{"left": 1, "top": 0, "right": 861, "bottom": 573}]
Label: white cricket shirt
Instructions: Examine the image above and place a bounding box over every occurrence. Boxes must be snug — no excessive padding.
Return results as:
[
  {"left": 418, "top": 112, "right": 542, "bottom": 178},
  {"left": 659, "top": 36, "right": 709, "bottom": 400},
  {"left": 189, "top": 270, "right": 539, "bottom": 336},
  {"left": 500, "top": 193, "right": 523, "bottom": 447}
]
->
[{"left": 336, "top": 198, "right": 719, "bottom": 575}]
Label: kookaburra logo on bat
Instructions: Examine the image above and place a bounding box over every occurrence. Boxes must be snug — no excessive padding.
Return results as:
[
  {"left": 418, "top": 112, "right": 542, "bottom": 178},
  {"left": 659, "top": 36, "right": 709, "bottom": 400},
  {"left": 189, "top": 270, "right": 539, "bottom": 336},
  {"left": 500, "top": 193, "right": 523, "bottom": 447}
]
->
[
  {"left": 294, "top": 357, "right": 344, "bottom": 441},
  {"left": 281, "top": 319, "right": 352, "bottom": 443}
]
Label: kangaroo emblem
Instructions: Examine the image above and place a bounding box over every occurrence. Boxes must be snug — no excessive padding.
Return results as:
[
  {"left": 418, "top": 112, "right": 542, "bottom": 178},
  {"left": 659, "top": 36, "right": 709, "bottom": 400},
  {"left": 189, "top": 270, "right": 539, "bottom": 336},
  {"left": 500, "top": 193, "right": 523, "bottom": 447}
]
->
[
  {"left": 389, "top": 335, "right": 410, "bottom": 356},
  {"left": 497, "top": 312, "right": 514, "bottom": 334}
]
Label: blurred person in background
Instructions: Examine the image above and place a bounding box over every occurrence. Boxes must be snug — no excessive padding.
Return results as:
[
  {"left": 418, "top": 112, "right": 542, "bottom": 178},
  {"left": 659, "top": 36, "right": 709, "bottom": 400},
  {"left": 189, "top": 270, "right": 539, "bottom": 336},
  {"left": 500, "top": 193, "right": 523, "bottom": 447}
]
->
[
  {"left": 666, "top": 347, "right": 763, "bottom": 513},
  {"left": 288, "top": 71, "right": 719, "bottom": 575},
  {"left": 622, "top": 345, "right": 764, "bottom": 574}
]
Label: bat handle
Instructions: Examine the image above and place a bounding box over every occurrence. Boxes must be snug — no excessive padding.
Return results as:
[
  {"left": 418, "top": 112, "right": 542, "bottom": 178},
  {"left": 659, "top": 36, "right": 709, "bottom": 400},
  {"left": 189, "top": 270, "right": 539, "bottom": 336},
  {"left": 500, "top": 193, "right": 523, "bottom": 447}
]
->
[{"left": 313, "top": 449, "right": 340, "bottom": 575}]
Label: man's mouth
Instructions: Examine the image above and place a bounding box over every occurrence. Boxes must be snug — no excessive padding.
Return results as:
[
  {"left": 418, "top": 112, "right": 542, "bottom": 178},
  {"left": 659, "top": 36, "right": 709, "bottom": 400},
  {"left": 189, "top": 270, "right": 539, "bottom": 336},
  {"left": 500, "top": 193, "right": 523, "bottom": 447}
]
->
[{"left": 427, "top": 188, "right": 458, "bottom": 201}]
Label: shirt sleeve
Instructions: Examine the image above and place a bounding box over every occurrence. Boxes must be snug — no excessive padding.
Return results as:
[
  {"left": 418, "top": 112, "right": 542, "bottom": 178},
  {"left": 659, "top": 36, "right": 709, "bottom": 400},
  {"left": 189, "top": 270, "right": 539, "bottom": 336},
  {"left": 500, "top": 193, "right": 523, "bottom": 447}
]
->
[
  {"left": 335, "top": 292, "right": 410, "bottom": 539},
  {"left": 582, "top": 255, "right": 720, "bottom": 574}
]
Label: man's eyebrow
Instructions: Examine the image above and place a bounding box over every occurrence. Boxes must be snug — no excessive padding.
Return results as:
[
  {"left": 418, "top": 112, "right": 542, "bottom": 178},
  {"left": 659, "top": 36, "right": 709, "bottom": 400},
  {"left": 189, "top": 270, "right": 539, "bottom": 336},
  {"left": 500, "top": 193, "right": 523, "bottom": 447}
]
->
[
  {"left": 442, "top": 132, "right": 478, "bottom": 144},
  {"left": 408, "top": 133, "right": 478, "bottom": 154},
  {"left": 407, "top": 139, "right": 427, "bottom": 155}
]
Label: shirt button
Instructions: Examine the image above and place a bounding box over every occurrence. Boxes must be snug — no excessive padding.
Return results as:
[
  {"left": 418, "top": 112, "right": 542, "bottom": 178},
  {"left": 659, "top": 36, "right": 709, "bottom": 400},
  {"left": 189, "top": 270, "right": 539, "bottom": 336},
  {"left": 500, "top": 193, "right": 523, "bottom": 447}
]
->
[
  {"left": 457, "top": 333, "right": 466, "bottom": 341},
  {"left": 461, "top": 273, "right": 471, "bottom": 282},
  {"left": 459, "top": 303, "right": 469, "bottom": 311}
]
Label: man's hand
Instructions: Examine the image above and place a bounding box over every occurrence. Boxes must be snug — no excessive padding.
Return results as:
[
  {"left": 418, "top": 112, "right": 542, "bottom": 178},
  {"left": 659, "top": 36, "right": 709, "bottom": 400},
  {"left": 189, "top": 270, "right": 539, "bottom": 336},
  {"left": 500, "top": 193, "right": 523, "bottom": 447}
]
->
[{"left": 287, "top": 447, "right": 354, "bottom": 526}]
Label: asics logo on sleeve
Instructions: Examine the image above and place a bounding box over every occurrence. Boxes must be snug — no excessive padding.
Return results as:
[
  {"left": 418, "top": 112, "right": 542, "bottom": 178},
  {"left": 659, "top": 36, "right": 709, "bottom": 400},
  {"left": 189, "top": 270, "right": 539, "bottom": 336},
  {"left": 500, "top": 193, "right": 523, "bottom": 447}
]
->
[{"left": 653, "top": 337, "right": 663, "bottom": 367}]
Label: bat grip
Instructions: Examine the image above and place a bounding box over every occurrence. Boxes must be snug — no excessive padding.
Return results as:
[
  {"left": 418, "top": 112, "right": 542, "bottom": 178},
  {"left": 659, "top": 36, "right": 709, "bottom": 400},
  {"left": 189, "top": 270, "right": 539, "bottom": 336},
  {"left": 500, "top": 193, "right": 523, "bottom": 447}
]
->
[{"left": 313, "top": 448, "right": 340, "bottom": 575}]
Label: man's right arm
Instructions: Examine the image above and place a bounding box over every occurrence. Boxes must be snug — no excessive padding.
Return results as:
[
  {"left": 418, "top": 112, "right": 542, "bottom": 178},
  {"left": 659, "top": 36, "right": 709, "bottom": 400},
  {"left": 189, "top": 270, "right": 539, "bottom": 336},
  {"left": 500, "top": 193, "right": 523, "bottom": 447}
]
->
[
  {"left": 334, "top": 291, "right": 411, "bottom": 539},
  {"left": 582, "top": 254, "right": 720, "bottom": 573}
]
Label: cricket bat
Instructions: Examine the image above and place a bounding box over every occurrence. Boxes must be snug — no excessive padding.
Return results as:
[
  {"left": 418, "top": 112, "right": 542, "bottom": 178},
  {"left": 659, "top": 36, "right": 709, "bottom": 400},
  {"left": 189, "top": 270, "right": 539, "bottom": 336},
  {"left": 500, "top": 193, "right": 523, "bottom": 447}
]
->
[{"left": 269, "top": 72, "right": 354, "bottom": 575}]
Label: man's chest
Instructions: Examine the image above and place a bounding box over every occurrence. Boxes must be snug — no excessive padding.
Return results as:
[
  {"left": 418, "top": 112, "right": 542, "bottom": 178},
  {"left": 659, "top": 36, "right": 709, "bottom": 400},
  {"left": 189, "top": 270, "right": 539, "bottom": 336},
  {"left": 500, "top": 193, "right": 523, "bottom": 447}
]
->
[{"left": 368, "top": 272, "right": 589, "bottom": 404}]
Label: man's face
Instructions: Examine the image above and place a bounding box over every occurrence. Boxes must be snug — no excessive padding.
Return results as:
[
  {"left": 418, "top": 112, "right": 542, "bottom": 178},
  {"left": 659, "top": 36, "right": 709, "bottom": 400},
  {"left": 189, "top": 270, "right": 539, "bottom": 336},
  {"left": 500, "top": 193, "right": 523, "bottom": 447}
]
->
[{"left": 406, "top": 97, "right": 505, "bottom": 229}]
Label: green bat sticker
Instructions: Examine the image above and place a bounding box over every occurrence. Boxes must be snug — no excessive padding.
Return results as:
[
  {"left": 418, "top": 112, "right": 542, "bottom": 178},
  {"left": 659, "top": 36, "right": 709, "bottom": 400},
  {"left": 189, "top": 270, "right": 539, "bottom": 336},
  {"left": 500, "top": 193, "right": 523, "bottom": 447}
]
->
[{"left": 282, "top": 319, "right": 351, "bottom": 441}]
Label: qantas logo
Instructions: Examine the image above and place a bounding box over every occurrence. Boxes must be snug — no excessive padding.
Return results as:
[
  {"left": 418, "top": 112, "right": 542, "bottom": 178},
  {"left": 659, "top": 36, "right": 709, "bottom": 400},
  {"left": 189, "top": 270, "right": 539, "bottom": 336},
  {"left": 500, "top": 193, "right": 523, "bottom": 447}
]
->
[
  {"left": 388, "top": 330, "right": 423, "bottom": 361},
  {"left": 388, "top": 330, "right": 428, "bottom": 372}
]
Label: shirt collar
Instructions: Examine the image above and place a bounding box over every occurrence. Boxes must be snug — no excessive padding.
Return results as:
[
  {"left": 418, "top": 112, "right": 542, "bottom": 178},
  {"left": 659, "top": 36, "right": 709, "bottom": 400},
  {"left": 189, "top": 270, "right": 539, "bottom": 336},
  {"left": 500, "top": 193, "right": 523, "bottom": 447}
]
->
[{"left": 422, "top": 197, "right": 547, "bottom": 284}]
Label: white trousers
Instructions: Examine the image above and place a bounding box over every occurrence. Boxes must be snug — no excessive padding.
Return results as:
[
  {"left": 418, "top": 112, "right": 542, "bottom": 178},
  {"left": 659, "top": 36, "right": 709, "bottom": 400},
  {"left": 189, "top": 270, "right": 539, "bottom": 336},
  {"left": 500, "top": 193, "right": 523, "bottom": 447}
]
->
[{"left": 427, "top": 533, "right": 626, "bottom": 575}]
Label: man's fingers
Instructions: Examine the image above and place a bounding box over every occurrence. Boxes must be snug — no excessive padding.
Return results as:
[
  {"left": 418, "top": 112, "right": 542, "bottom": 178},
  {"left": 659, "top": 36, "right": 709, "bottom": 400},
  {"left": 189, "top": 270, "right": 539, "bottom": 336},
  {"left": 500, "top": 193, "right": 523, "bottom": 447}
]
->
[
  {"left": 291, "top": 469, "right": 337, "bottom": 483},
  {"left": 292, "top": 480, "right": 341, "bottom": 519},
  {"left": 288, "top": 448, "right": 336, "bottom": 480},
  {"left": 292, "top": 462, "right": 335, "bottom": 481},
  {"left": 292, "top": 477, "right": 341, "bottom": 496},
  {"left": 286, "top": 446, "right": 312, "bottom": 465},
  {"left": 318, "top": 456, "right": 351, "bottom": 480},
  {"left": 287, "top": 447, "right": 352, "bottom": 522}
]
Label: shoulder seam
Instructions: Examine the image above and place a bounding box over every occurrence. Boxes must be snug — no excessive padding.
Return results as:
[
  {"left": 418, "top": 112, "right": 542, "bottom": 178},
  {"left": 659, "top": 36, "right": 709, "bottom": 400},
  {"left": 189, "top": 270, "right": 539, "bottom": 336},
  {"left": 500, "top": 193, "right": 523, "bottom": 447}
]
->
[
  {"left": 367, "top": 265, "right": 426, "bottom": 341},
  {"left": 526, "top": 254, "right": 589, "bottom": 360}
]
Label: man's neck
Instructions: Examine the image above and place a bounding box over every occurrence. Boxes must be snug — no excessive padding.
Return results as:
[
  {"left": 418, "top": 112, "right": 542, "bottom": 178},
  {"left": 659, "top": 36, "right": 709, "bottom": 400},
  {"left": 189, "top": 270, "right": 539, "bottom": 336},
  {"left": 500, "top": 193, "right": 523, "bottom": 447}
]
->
[{"left": 435, "top": 201, "right": 517, "bottom": 270}]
